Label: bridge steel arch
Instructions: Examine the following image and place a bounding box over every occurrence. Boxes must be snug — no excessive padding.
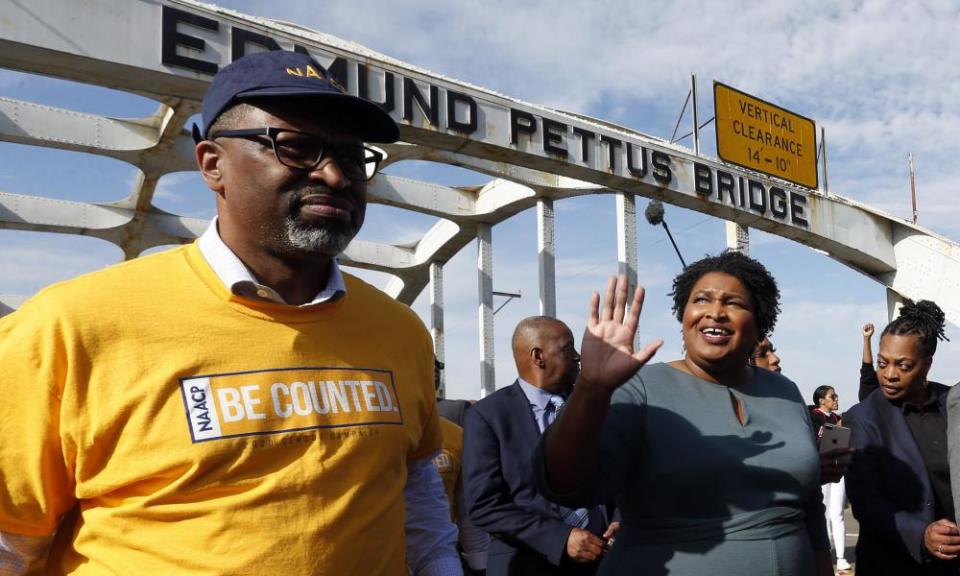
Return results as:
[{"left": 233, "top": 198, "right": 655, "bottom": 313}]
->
[{"left": 1, "top": 0, "right": 958, "bottom": 394}]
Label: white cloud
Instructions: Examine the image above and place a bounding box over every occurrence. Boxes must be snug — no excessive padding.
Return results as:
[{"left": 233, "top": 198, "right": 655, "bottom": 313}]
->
[
  {"left": 0, "top": 232, "right": 120, "bottom": 294},
  {"left": 153, "top": 172, "right": 201, "bottom": 203}
]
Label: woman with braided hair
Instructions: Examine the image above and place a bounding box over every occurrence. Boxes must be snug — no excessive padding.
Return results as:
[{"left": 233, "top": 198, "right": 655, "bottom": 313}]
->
[{"left": 845, "top": 300, "right": 958, "bottom": 575}]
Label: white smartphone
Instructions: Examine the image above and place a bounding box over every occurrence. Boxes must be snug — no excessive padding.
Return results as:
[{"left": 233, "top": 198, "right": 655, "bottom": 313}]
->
[{"left": 819, "top": 423, "right": 851, "bottom": 454}]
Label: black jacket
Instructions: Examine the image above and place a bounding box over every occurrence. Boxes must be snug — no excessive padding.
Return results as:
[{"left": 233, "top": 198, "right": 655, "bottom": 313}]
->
[{"left": 845, "top": 382, "right": 958, "bottom": 575}]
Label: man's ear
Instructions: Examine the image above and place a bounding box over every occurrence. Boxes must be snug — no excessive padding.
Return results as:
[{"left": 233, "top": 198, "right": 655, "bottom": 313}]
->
[
  {"left": 196, "top": 140, "right": 225, "bottom": 195},
  {"left": 531, "top": 347, "right": 545, "bottom": 369}
]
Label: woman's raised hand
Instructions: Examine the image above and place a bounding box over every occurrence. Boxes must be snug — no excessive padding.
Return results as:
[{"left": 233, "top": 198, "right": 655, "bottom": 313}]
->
[{"left": 579, "top": 274, "right": 663, "bottom": 394}]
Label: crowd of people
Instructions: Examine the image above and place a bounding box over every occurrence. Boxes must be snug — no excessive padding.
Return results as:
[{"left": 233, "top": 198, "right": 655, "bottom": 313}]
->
[{"left": 0, "top": 50, "right": 957, "bottom": 576}]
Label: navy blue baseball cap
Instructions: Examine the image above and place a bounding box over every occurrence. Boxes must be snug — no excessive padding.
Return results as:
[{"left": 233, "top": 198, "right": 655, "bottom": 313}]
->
[{"left": 197, "top": 50, "right": 399, "bottom": 143}]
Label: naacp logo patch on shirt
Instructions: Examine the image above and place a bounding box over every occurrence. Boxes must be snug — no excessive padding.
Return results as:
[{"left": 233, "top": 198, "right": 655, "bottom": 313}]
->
[
  {"left": 433, "top": 450, "right": 454, "bottom": 473},
  {"left": 179, "top": 367, "right": 402, "bottom": 442}
]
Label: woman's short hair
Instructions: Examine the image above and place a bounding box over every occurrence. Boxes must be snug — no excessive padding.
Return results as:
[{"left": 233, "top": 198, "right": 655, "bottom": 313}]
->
[
  {"left": 812, "top": 385, "right": 834, "bottom": 406},
  {"left": 881, "top": 299, "right": 949, "bottom": 358},
  {"left": 669, "top": 251, "right": 781, "bottom": 340}
]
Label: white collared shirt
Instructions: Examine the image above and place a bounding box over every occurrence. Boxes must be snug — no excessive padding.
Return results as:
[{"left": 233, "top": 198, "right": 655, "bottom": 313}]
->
[
  {"left": 197, "top": 217, "right": 346, "bottom": 306},
  {"left": 517, "top": 377, "right": 566, "bottom": 434}
]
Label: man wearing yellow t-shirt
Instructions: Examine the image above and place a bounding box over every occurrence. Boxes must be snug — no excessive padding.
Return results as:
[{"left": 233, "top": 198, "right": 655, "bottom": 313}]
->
[{"left": 0, "top": 50, "right": 459, "bottom": 575}]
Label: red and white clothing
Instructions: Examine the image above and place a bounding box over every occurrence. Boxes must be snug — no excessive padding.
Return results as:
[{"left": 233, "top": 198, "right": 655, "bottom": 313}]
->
[{"left": 811, "top": 407, "right": 849, "bottom": 568}]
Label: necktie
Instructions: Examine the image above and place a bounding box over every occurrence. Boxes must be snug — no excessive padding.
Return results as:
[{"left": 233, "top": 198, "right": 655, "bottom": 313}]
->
[
  {"left": 542, "top": 395, "right": 565, "bottom": 432},
  {"left": 542, "top": 396, "right": 590, "bottom": 529},
  {"left": 562, "top": 507, "right": 591, "bottom": 529}
]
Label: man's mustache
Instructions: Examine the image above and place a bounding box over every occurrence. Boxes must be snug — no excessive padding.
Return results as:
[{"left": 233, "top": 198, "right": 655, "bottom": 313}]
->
[{"left": 287, "top": 187, "right": 358, "bottom": 221}]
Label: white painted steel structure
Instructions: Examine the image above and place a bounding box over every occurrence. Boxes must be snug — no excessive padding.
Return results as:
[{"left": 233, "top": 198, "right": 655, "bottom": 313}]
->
[{"left": 1, "top": 0, "right": 959, "bottom": 394}]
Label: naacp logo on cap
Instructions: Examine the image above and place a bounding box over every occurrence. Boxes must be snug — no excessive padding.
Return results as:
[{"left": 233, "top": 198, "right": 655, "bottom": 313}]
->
[
  {"left": 197, "top": 49, "right": 399, "bottom": 143},
  {"left": 284, "top": 64, "right": 345, "bottom": 92}
]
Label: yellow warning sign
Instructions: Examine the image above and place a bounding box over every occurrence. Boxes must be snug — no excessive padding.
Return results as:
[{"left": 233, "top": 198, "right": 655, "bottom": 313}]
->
[{"left": 714, "top": 82, "right": 818, "bottom": 189}]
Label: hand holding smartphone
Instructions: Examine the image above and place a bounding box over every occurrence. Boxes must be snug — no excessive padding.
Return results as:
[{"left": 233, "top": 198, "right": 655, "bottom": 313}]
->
[{"left": 819, "top": 423, "right": 851, "bottom": 454}]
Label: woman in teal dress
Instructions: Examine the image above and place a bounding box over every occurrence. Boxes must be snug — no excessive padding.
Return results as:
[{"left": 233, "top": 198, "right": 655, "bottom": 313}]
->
[{"left": 536, "top": 252, "right": 834, "bottom": 575}]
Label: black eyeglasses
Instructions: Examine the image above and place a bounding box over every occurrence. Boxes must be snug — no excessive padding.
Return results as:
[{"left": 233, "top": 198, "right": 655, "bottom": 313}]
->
[{"left": 209, "top": 127, "right": 385, "bottom": 181}]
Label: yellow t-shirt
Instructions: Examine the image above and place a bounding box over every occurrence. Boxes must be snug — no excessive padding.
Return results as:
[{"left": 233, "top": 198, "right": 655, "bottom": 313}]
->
[
  {"left": 434, "top": 418, "right": 463, "bottom": 519},
  {"left": 0, "top": 243, "right": 441, "bottom": 575}
]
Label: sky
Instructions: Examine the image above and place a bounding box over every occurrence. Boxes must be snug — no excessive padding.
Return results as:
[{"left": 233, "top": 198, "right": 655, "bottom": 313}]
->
[{"left": 2, "top": 0, "right": 959, "bottom": 411}]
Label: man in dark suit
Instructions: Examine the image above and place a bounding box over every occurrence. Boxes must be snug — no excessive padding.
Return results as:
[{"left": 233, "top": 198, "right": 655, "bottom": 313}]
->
[{"left": 463, "top": 316, "right": 614, "bottom": 576}]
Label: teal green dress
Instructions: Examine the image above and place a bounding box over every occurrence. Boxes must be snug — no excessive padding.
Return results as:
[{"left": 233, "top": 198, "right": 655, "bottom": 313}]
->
[{"left": 537, "top": 363, "right": 828, "bottom": 575}]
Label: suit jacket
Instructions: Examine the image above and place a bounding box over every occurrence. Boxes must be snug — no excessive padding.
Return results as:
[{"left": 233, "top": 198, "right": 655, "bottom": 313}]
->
[
  {"left": 948, "top": 385, "right": 960, "bottom": 531},
  {"left": 845, "top": 382, "right": 953, "bottom": 575},
  {"left": 463, "top": 381, "right": 607, "bottom": 576}
]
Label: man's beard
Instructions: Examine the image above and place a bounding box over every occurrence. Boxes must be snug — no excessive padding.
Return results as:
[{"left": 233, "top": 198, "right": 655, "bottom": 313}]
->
[
  {"left": 284, "top": 217, "right": 357, "bottom": 256},
  {"left": 281, "top": 189, "right": 362, "bottom": 256}
]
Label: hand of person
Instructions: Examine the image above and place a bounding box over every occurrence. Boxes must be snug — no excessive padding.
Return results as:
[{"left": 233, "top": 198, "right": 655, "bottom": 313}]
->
[
  {"left": 578, "top": 275, "right": 663, "bottom": 395},
  {"left": 819, "top": 447, "right": 854, "bottom": 484},
  {"left": 565, "top": 527, "right": 605, "bottom": 563},
  {"left": 863, "top": 323, "right": 874, "bottom": 338},
  {"left": 925, "top": 518, "right": 960, "bottom": 560},
  {"left": 602, "top": 521, "right": 620, "bottom": 541}
]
